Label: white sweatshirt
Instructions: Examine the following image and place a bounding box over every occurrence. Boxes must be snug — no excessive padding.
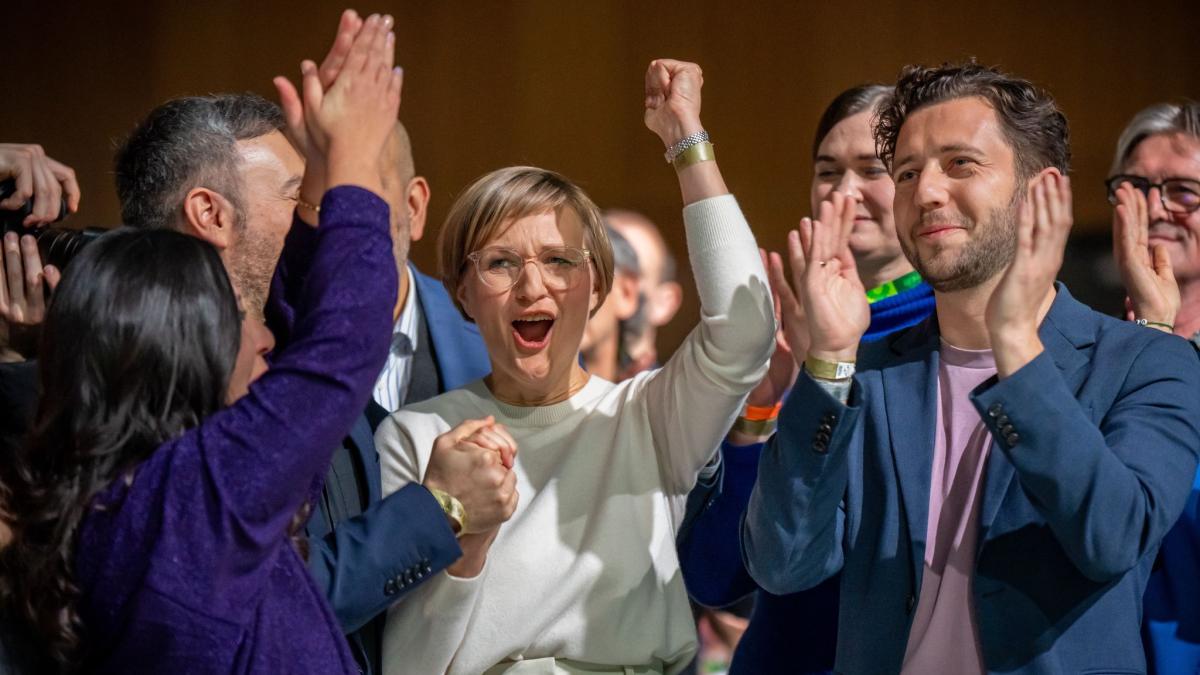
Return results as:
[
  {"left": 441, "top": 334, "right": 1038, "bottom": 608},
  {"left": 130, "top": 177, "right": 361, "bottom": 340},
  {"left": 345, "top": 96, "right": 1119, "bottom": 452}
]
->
[{"left": 376, "top": 195, "right": 774, "bottom": 675}]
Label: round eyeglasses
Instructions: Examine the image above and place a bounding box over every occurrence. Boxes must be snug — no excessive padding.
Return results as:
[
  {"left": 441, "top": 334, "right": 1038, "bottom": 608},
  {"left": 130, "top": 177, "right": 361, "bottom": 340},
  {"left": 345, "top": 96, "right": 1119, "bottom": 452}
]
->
[
  {"left": 1105, "top": 174, "right": 1200, "bottom": 214},
  {"left": 465, "top": 246, "right": 591, "bottom": 292}
]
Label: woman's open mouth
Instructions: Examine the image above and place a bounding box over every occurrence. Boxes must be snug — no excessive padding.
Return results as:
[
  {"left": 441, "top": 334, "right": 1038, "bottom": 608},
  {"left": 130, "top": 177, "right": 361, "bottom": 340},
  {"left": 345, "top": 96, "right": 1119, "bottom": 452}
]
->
[{"left": 512, "top": 314, "right": 555, "bottom": 350}]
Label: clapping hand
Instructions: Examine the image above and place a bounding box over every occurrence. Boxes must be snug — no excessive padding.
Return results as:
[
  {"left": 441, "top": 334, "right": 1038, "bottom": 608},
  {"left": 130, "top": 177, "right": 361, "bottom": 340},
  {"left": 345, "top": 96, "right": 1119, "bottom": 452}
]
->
[
  {"left": 986, "top": 172, "right": 1073, "bottom": 376},
  {"left": 1112, "top": 180, "right": 1178, "bottom": 331},
  {"left": 273, "top": 12, "right": 401, "bottom": 198},
  {"left": 797, "top": 191, "right": 870, "bottom": 364}
]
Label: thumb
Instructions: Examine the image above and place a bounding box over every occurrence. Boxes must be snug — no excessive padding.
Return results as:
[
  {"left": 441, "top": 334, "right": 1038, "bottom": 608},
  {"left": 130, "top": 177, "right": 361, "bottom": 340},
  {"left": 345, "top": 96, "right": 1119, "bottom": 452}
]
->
[
  {"left": 300, "top": 60, "right": 324, "bottom": 117},
  {"left": 1151, "top": 243, "right": 1174, "bottom": 281},
  {"left": 453, "top": 416, "right": 495, "bottom": 441},
  {"left": 273, "top": 76, "right": 305, "bottom": 131},
  {"left": 43, "top": 264, "right": 61, "bottom": 292}
]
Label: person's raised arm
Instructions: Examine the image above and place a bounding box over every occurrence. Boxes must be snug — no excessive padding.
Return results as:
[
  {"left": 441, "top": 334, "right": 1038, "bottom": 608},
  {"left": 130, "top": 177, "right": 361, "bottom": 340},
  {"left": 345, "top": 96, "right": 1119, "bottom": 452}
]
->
[
  {"left": 644, "top": 60, "right": 727, "bottom": 206},
  {"left": 640, "top": 58, "right": 775, "bottom": 494},
  {"left": 197, "top": 12, "right": 402, "bottom": 533}
]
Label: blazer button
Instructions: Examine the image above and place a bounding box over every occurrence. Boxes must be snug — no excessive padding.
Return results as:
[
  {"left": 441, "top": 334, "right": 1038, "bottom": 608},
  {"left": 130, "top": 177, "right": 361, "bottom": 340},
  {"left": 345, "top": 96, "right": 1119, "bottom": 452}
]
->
[
  {"left": 1006, "top": 432, "right": 1020, "bottom": 447},
  {"left": 906, "top": 594, "right": 916, "bottom": 614},
  {"left": 1000, "top": 424, "right": 1014, "bottom": 436},
  {"left": 818, "top": 423, "right": 833, "bottom": 433},
  {"left": 384, "top": 579, "right": 398, "bottom": 596},
  {"left": 821, "top": 413, "right": 837, "bottom": 425},
  {"left": 996, "top": 414, "right": 1010, "bottom": 426},
  {"left": 813, "top": 441, "right": 828, "bottom": 454},
  {"left": 988, "top": 403, "right": 1003, "bottom": 418},
  {"left": 423, "top": 562, "right": 433, "bottom": 574}
]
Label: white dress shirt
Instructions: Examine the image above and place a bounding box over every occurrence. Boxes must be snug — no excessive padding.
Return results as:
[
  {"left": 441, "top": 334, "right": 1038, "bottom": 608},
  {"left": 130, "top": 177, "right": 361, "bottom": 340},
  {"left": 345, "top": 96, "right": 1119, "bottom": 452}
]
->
[{"left": 372, "top": 266, "right": 421, "bottom": 413}]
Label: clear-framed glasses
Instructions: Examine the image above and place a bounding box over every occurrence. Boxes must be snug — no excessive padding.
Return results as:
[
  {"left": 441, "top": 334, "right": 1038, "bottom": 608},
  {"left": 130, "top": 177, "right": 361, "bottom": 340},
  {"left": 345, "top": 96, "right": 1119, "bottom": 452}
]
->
[
  {"left": 465, "top": 246, "right": 592, "bottom": 292},
  {"left": 1105, "top": 174, "right": 1200, "bottom": 214}
]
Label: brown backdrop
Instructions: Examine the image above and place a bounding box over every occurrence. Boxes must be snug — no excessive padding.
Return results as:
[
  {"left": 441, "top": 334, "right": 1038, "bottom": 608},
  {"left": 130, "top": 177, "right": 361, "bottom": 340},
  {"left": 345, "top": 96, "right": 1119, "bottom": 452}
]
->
[{"left": 4, "top": 1, "right": 1198, "bottom": 353}]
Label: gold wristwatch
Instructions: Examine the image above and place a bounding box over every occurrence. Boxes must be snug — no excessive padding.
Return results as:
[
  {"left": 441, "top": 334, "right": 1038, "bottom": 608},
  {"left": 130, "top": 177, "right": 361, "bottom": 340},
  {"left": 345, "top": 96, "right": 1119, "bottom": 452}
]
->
[{"left": 428, "top": 487, "right": 466, "bottom": 537}]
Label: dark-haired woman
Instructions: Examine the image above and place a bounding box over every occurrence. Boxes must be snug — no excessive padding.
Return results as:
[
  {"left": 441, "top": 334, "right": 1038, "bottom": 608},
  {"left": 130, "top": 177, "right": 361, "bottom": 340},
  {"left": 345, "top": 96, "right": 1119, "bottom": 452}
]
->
[
  {"left": 0, "top": 14, "right": 402, "bottom": 673},
  {"left": 676, "top": 85, "right": 935, "bottom": 673}
]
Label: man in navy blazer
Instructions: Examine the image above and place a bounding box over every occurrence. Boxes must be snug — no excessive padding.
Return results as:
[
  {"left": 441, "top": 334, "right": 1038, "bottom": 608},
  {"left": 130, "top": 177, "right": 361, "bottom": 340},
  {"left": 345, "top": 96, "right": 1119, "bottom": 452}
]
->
[
  {"left": 302, "top": 122, "right": 491, "bottom": 674},
  {"left": 743, "top": 62, "right": 1200, "bottom": 674}
]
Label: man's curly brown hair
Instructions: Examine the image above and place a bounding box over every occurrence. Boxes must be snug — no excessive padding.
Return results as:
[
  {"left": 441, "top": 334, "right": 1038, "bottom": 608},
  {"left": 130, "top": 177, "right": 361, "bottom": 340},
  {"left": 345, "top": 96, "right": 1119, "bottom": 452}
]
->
[{"left": 873, "top": 61, "right": 1071, "bottom": 182}]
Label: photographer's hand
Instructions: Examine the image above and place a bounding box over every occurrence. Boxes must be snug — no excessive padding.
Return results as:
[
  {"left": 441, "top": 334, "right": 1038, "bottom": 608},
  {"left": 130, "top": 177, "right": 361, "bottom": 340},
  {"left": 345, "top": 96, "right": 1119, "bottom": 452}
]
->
[
  {"left": 0, "top": 144, "right": 80, "bottom": 226},
  {"left": 0, "top": 232, "right": 61, "bottom": 360}
]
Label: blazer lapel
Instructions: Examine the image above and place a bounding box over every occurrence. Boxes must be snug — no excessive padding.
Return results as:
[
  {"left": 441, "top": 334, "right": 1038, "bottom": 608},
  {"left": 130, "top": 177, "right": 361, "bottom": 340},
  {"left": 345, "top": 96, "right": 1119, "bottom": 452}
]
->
[
  {"left": 348, "top": 414, "right": 382, "bottom": 505},
  {"left": 977, "top": 284, "right": 1095, "bottom": 548},
  {"left": 881, "top": 318, "right": 941, "bottom": 586}
]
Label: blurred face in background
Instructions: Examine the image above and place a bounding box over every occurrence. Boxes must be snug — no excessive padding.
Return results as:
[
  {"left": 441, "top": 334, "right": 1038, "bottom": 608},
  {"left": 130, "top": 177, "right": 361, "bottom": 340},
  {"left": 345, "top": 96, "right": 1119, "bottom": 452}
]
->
[
  {"left": 1119, "top": 132, "right": 1200, "bottom": 281},
  {"left": 811, "top": 110, "right": 907, "bottom": 281}
]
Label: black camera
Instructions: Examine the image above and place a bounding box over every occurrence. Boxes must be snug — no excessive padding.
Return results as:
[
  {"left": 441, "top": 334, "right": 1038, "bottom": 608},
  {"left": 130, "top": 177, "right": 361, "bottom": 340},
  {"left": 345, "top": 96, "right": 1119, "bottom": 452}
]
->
[{"left": 0, "top": 178, "right": 104, "bottom": 270}]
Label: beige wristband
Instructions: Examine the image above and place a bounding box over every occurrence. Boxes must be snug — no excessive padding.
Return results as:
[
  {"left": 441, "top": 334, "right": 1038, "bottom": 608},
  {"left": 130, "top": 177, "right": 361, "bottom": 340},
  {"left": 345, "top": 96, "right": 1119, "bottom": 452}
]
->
[
  {"left": 672, "top": 141, "right": 715, "bottom": 170},
  {"left": 805, "top": 354, "right": 856, "bottom": 381}
]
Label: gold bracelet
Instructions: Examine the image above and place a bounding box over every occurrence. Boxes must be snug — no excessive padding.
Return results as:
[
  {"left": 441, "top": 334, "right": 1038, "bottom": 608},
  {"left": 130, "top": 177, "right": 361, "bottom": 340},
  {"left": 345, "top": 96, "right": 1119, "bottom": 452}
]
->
[
  {"left": 297, "top": 197, "right": 321, "bottom": 214},
  {"left": 427, "top": 487, "right": 466, "bottom": 537},
  {"left": 731, "top": 416, "right": 777, "bottom": 437},
  {"left": 805, "top": 354, "right": 856, "bottom": 380},
  {"left": 673, "top": 141, "right": 715, "bottom": 170}
]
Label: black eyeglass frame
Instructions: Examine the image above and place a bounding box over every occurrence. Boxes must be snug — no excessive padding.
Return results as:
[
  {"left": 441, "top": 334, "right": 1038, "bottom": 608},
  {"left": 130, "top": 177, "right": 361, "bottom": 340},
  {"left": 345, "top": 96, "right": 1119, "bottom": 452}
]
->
[{"left": 1104, "top": 174, "right": 1200, "bottom": 214}]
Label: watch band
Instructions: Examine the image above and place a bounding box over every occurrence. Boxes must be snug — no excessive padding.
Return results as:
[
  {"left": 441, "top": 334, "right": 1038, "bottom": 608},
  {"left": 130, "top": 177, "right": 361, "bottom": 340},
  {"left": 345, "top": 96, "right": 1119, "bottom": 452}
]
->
[
  {"left": 428, "top": 487, "right": 466, "bottom": 537},
  {"left": 664, "top": 130, "right": 710, "bottom": 164}
]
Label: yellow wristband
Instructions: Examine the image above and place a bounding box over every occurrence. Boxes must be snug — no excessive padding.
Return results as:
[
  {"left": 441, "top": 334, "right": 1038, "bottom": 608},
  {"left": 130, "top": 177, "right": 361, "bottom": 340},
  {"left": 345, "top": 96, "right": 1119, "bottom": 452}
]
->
[
  {"left": 805, "top": 355, "right": 856, "bottom": 380},
  {"left": 731, "top": 416, "right": 777, "bottom": 437},
  {"left": 672, "top": 141, "right": 715, "bottom": 170}
]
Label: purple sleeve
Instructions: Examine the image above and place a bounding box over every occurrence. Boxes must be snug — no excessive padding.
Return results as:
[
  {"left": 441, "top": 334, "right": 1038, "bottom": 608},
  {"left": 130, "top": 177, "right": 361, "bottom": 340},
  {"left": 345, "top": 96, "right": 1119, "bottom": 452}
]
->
[
  {"left": 142, "top": 186, "right": 397, "bottom": 613},
  {"left": 265, "top": 213, "right": 321, "bottom": 350}
]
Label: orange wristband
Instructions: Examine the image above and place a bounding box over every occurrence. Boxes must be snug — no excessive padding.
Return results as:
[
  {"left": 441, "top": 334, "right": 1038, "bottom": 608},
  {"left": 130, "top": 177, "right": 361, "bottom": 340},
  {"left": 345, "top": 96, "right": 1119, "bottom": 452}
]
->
[{"left": 743, "top": 402, "right": 782, "bottom": 422}]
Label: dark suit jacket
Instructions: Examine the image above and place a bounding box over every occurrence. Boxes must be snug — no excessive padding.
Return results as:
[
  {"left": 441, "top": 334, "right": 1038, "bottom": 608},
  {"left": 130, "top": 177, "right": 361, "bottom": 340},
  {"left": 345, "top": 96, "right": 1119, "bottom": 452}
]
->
[
  {"left": 743, "top": 285, "right": 1200, "bottom": 674},
  {"left": 304, "top": 266, "right": 491, "bottom": 638},
  {"left": 267, "top": 219, "right": 490, "bottom": 675}
]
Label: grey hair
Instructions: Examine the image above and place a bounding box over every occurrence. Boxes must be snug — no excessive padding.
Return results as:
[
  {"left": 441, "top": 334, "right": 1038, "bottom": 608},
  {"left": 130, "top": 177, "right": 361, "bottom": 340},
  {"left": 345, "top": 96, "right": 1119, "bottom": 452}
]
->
[
  {"left": 115, "top": 93, "right": 285, "bottom": 230},
  {"left": 605, "top": 222, "right": 639, "bottom": 276},
  {"left": 1110, "top": 101, "right": 1200, "bottom": 175}
]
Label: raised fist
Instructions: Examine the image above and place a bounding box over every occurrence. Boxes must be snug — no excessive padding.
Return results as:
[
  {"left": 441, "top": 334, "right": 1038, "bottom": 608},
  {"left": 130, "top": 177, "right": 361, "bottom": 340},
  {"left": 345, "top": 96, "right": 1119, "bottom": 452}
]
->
[{"left": 644, "top": 59, "right": 705, "bottom": 149}]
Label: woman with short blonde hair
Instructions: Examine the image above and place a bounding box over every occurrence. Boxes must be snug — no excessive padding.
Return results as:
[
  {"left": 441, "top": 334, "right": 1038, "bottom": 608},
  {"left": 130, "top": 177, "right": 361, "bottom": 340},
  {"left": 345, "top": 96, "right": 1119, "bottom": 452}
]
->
[{"left": 376, "top": 59, "right": 774, "bottom": 674}]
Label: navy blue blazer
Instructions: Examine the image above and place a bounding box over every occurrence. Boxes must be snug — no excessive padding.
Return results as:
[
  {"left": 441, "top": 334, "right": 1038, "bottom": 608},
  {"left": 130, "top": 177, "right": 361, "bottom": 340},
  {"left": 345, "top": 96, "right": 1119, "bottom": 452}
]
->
[
  {"left": 743, "top": 285, "right": 1200, "bottom": 674},
  {"left": 305, "top": 265, "right": 491, "bottom": 634}
]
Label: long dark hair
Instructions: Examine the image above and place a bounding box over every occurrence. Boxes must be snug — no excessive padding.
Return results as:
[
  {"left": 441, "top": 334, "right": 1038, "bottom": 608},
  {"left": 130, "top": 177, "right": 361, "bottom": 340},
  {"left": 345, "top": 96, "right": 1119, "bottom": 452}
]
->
[{"left": 1, "top": 228, "right": 240, "bottom": 670}]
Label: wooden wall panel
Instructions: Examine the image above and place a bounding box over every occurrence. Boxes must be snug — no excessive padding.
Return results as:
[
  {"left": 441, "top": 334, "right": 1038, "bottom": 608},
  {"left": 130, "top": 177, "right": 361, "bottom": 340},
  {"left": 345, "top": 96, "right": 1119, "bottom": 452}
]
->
[{"left": 3, "top": 1, "right": 1197, "bottom": 353}]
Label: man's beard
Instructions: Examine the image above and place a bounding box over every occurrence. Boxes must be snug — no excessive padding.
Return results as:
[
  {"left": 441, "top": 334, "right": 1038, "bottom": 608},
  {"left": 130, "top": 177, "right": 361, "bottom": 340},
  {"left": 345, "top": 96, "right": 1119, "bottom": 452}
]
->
[
  {"left": 900, "top": 189, "right": 1020, "bottom": 293},
  {"left": 228, "top": 227, "right": 285, "bottom": 321}
]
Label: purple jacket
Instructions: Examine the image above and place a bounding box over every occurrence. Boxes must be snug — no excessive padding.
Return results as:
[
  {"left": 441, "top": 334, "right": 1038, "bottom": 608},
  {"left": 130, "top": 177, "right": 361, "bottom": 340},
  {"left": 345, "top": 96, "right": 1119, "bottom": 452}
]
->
[{"left": 74, "top": 186, "right": 397, "bottom": 674}]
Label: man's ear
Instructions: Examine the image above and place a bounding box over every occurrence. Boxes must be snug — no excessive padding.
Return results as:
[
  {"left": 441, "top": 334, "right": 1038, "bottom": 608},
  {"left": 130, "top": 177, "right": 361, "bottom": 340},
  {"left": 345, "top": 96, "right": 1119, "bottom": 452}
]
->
[
  {"left": 407, "top": 176, "right": 431, "bottom": 243},
  {"left": 1024, "top": 166, "right": 1063, "bottom": 197},
  {"left": 181, "top": 187, "right": 238, "bottom": 250},
  {"left": 611, "top": 273, "right": 640, "bottom": 321},
  {"left": 648, "top": 280, "right": 683, "bottom": 327}
]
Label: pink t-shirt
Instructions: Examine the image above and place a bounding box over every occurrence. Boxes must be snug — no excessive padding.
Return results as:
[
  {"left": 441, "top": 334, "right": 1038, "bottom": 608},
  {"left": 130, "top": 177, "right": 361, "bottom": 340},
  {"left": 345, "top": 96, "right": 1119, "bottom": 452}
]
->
[{"left": 901, "top": 341, "right": 996, "bottom": 674}]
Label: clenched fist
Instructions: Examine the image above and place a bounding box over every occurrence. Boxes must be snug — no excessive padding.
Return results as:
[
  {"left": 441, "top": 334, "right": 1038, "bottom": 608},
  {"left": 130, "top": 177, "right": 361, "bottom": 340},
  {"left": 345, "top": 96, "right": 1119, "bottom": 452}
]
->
[
  {"left": 644, "top": 59, "right": 705, "bottom": 149},
  {"left": 422, "top": 416, "right": 519, "bottom": 535}
]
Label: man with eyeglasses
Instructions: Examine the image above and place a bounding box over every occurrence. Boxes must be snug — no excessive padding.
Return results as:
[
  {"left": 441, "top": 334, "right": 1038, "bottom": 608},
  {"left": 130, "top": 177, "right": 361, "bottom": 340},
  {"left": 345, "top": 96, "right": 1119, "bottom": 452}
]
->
[{"left": 1106, "top": 101, "right": 1200, "bottom": 675}]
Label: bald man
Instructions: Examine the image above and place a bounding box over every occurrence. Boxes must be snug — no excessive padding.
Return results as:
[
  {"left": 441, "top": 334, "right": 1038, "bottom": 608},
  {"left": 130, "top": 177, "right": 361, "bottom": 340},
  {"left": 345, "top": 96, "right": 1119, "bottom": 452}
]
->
[
  {"left": 304, "top": 122, "right": 491, "bottom": 675},
  {"left": 606, "top": 209, "right": 683, "bottom": 376}
]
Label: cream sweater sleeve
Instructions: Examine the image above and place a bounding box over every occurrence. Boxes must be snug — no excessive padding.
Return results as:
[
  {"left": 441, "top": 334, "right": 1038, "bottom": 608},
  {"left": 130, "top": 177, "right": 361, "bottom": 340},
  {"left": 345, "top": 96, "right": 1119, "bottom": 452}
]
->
[
  {"left": 376, "top": 411, "right": 487, "bottom": 675},
  {"left": 644, "top": 194, "right": 775, "bottom": 496}
]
